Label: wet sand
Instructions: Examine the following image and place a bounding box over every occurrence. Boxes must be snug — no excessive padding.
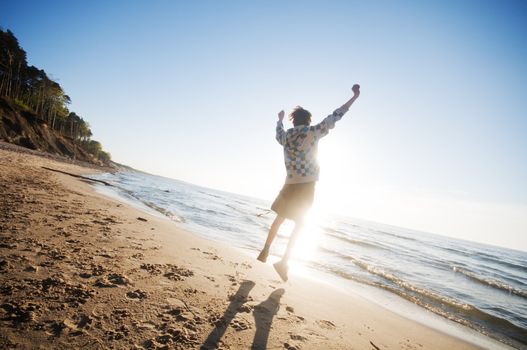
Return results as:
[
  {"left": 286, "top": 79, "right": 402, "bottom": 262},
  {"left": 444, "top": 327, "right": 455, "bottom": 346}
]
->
[{"left": 0, "top": 148, "right": 485, "bottom": 349}]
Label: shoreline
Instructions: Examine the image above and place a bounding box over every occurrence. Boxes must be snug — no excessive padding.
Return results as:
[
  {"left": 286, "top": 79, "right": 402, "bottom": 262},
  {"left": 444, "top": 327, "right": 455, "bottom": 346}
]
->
[
  {"left": 0, "top": 147, "right": 512, "bottom": 349},
  {"left": 91, "top": 169, "right": 518, "bottom": 350}
]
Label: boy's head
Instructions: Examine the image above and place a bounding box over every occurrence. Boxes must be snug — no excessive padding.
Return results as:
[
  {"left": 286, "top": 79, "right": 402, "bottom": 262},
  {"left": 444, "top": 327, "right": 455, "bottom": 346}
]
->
[{"left": 289, "top": 106, "right": 312, "bottom": 127}]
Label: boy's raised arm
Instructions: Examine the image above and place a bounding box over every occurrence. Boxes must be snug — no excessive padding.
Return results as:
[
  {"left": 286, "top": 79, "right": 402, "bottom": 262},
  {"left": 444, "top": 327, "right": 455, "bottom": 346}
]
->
[
  {"left": 313, "top": 84, "right": 361, "bottom": 140},
  {"left": 340, "top": 84, "right": 361, "bottom": 112},
  {"left": 276, "top": 110, "right": 287, "bottom": 145}
]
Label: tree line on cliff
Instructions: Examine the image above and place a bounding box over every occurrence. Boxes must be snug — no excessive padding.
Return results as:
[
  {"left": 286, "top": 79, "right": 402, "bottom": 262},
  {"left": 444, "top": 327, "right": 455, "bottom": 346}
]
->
[{"left": 0, "top": 28, "right": 110, "bottom": 163}]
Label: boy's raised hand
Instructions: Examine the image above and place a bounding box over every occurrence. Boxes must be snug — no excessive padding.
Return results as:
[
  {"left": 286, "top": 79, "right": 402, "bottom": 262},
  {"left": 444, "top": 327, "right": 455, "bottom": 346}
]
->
[
  {"left": 352, "top": 84, "right": 360, "bottom": 98},
  {"left": 278, "top": 110, "right": 285, "bottom": 121},
  {"left": 341, "top": 84, "right": 361, "bottom": 110}
]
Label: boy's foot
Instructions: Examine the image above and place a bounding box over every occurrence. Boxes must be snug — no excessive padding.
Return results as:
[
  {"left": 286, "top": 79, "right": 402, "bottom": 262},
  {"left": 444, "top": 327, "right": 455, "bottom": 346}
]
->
[
  {"left": 256, "top": 249, "right": 269, "bottom": 263},
  {"left": 273, "top": 261, "right": 288, "bottom": 282}
]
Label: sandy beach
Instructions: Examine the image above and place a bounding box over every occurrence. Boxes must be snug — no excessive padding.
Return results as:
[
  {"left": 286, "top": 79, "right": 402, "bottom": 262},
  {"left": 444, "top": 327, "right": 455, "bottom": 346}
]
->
[{"left": 0, "top": 147, "right": 489, "bottom": 350}]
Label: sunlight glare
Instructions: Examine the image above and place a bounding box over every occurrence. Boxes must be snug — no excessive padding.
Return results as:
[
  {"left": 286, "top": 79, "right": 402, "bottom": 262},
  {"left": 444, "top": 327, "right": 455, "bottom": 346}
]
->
[{"left": 288, "top": 213, "right": 323, "bottom": 276}]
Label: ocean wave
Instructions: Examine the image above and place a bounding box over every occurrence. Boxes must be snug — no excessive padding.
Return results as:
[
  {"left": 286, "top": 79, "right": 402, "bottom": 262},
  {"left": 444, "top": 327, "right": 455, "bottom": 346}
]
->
[
  {"left": 323, "top": 231, "right": 387, "bottom": 250},
  {"left": 318, "top": 246, "right": 449, "bottom": 277},
  {"left": 476, "top": 254, "right": 527, "bottom": 275},
  {"left": 316, "top": 263, "right": 527, "bottom": 348},
  {"left": 348, "top": 257, "right": 474, "bottom": 309},
  {"left": 372, "top": 279, "right": 527, "bottom": 347},
  {"left": 452, "top": 266, "right": 527, "bottom": 299},
  {"left": 373, "top": 229, "right": 418, "bottom": 242},
  {"left": 439, "top": 245, "right": 472, "bottom": 256},
  {"left": 110, "top": 185, "right": 186, "bottom": 223},
  {"left": 317, "top": 262, "right": 474, "bottom": 312},
  {"left": 198, "top": 190, "right": 221, "bottom": 199},
  {"left": 448, "top": 246, "right": 527, "bottom": 272}
]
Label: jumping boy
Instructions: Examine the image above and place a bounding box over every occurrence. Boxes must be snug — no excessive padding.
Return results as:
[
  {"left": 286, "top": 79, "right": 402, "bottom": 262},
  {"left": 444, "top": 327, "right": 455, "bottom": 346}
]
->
[{"left": 257, "top": 85, "right": 361, "bottom": 282}]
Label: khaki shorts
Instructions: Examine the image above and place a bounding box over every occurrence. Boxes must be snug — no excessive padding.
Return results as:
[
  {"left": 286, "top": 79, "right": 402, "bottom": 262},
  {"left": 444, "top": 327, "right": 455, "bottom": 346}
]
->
[{"left": 271, "top": 182, "right": 315, "bottom": 221}]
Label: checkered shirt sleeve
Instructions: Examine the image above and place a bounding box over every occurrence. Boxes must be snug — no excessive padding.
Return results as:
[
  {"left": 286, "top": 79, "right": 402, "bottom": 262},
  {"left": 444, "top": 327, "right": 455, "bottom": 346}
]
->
[
  {"left": 312, "top": 106, "right": 349, "bottom": 140},
  {"left": 276, "top": 120, "right": 286, "bottom": 145}
]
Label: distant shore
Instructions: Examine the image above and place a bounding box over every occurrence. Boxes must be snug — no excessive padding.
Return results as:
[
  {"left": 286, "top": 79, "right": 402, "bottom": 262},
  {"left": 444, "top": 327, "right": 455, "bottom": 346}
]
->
[{"left": 0, "top": 147, "right": 500, "bottom": 349}]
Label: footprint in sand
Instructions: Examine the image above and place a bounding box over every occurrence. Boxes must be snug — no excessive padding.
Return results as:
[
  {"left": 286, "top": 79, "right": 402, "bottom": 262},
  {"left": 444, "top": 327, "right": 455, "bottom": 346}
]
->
[
  {"left": 105, "top": 324, "right": 130, "bottom": 341},
  {"left": 150, "top": 327, "right": 199, "bottom": 348},
  {"left": 164, "top": 308, "right": 200, "bottom": 328},
  {"left": 237, "top": 304, "right": 253, "bottom": 313},
  {"left": 231, "top": 316, "right": 252, "bottom": 331},
  {"left": 0, "top": 301, "right": 39, "bottom": 323},
  {"left": 140, "top": 263, "right": 163, "bottom": 275},
  {"left": 316, "top": 319, "right": 336, "bottom": 329},
  {"left": 41, "top": 276, "right": 66, "bottom": 291},
  {"left": 112, "top": 309, "right": 131, "bottom": 321},
  {"left": 126, "top": 289, "right": 147, "bottom": 300},
  {"left": 225, "top": 274, "right": 237, "bottom": 283},
  {"left": 63, "top": 284, "right": 95, "bottom": 306},
  {"left": 94, "top": 278, "right": 114, "bottom": 288},
  {"left": 24, "top": 265, "right": 38, "bottom": 272},
  {"left": 140, "top": 263, "right": 194, "bottom": 281},
  {"left": 45, "top": 320, "right": 68, "bottom": 336},
  {"left": 284, "top": 342, "right": 301, "bottom": 350},
  {"left": 163, "top": 265, "right": 194, "bottom": 281},
  {"left": 202, "top": 251, "right": 222, "bottom": 261},
  {"left": 48, "top": 248, "right": 68, "bottom": 260},
  {"left": 79, "top": 263, "right": 106, "bottom": 278},
  {"left": 240, "top": 261, "right": 253, "bottom": 269},
  {"left": 289, "top": 333, "right": 308, "bottom": 342},
  {"left": 61, "top": 313, "right": 92, "bottom": 333},
  {"left": 94, "top": 273, "right": 130, "bottom": 288},
  {"left": 207, "top": 313, "right": 225, "bottom": 327},
  {"left": 184, "top": 288, "right": 199, "bottom": 295},
  {"left": 107, "top": 273, "right": 130, "bottom": 285},
  {"left": 0, "top": 259, "right": 11, "bottom": 271}
]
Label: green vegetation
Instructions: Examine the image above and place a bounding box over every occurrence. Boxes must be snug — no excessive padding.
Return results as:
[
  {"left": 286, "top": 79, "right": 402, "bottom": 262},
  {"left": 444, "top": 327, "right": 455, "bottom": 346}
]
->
[{"left": 0, "top": 28, "right": 110, "bottom": 163}]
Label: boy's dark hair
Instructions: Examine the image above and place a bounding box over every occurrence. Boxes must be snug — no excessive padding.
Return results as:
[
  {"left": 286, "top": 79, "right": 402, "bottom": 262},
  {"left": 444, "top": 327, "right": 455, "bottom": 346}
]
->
[{"left": 289, "top": 106, "right": 312, "bottom": 126}]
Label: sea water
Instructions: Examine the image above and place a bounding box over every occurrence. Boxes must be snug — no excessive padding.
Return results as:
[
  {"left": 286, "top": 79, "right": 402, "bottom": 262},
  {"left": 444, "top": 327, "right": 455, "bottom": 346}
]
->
[{"left": 92, "top": 170, "right": 526, "bottom": 349}]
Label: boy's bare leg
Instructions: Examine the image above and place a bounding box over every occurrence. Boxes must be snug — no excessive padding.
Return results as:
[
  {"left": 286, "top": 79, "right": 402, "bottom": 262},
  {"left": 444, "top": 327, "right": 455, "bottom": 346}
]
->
[
  {"left": 257, "top": 215, "right": 285, "bottom": 262},
  {"left": 274, "top": 219, "right": 304, "bottom": 281},
  {"left": 281, "top": 219, "right": 304, "bottom": 263}
]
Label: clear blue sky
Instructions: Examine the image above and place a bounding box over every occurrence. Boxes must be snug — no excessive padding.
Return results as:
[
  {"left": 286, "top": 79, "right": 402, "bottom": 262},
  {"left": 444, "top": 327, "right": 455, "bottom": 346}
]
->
[{"left": 2, "top": 0, "right": 526, "bottom": 250}]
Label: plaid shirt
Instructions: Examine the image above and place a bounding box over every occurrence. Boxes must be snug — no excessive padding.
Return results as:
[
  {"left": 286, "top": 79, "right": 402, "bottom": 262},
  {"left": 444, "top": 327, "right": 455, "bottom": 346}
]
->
[{"left": 276, "top": 106, "right": 349, "bottom": 184}]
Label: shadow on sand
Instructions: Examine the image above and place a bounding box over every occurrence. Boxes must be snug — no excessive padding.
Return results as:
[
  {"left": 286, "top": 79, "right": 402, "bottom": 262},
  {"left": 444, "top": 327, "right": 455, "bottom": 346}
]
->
[
  {"left": 251, "top": 288, "right": 285, "bottom": 349},
  {"left": 201, "top": 280, "right": 255, "bottom": 349},
  {"left": 200, "top": 281, "right": 285, "bottom": 350}
]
